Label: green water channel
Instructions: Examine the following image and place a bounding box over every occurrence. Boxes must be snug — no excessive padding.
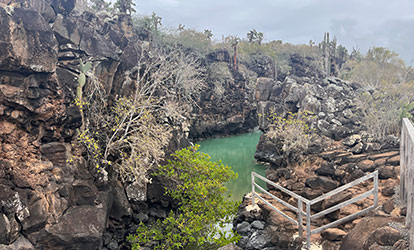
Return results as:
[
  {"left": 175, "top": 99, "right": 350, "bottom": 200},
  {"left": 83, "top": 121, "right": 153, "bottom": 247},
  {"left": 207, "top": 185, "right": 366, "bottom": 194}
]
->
[{"left": 197, "top": 130, "right": 267, "bottom": 202}]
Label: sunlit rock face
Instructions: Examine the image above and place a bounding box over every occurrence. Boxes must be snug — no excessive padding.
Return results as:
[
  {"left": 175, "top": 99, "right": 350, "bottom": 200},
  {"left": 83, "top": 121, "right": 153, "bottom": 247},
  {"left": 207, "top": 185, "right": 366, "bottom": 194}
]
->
[
  {"left": 255, "top": 76, "right": 361, "bottom": 137},
  {"left": 254, "top": 75, "right": 364, "bottom": 165},
  {"left": 0, "top": 1, "right": 135, "bottom": 248},
  {"left": 0, "top": 0, "right": 265, "bottom": 248}
]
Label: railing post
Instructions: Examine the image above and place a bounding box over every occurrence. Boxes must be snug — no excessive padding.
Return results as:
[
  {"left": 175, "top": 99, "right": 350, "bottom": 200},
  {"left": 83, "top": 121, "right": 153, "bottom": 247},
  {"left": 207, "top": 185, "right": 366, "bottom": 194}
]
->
[
  {"left": 306, "top": 202, "right": 311, "bottom": 250},
  {"left": 298, "top": 198, "right": 303, "bottom": 239},
  {"left": 373, "top": 170, "right": 378, "bottom": 208},
  {"left": 400, "top": 122, "right": 406, "bottom": 203},
  {"left": 251, "top": 172, "right": 255, "bottom": 206}
]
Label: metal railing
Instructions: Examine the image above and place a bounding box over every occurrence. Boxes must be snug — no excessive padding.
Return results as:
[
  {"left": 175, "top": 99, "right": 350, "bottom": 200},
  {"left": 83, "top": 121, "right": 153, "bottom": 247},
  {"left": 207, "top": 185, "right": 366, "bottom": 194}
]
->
[{"left": 251, "top": 170, "right": 378, "bottom": 249}]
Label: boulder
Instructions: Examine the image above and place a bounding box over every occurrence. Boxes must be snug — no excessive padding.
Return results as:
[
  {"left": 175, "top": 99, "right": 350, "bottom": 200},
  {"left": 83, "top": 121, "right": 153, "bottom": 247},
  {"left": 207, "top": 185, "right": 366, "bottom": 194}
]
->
[
  {"left": 393, "top": 239, "right": 409, "bottom": 250},
  {"left": 386, "top": 155, "right": 400, "bottom": 166},
  {"left": 0, "top": 6, "right": 58, "bottom": 73},
  {"left": 339, "top": 216, "right": 404, "bottom": 250},
  {"left": 125, "top": 181, "right": 147, "bottom": 202},
  {"left": 109, "top": 181, "right": 131, "bottom": 221},
  {"left": 21, "top": 199, "right": 47, "bottom": 232},
  {"left": 246, "top": 231, "right": 271, "bottom": 250},
  {"left": 378, "top": 166, "right": 395, "bottom": 179},
  {"left": 251, "top": 220, "right": 265, "bottom": 230},
  {"left": 0, "top": 236, "right": 35, "bottom": 250},
  {"left": 50, "top": 0, "right": 75, "bottom": 15},
  {"left": 236, "top": 221, "right": 252, "bottom": 236},
  {"left": 36, "top": 206, "right": 107, "bottom": 249},
  {"left": 28, "top": 0, "right": 56, "bottom": 23},
  {"left": 322, "top": 192, "right": 352, "bottom": 210},
  {"left": 218, "top": 244, "right": 243, "bottom": 250},
  {"left": 357, "top": 160, "right": 374, "bottom": 172},
  {"left": 350, "top": 142, "right": 363, "bottom": 154},
  {"left": 321, "top": 228, "right": 347, "bottom": 241},
  {"left": 364, "top": 226, "right": 402, "bottom": 248},
  {"left": 381, "top": 185, "right": 395, "bottom": 197},
  {"left": 343, "top": 134, "right": 361, "bottom": 147},
  {"left": 255, "top": 78, "right": 277, "bottom": 102},
  {"left": 305, "top": 176, "right": 339, "bottom": 192},
  {"left": 316, "top": 162, "right": 336, "bottom": 176},
  {"left": 52, "top": 13, "right": 120, "bottom": 59},
  {"left": 382, "top": 199, "right": 394, "bottom": 214}
]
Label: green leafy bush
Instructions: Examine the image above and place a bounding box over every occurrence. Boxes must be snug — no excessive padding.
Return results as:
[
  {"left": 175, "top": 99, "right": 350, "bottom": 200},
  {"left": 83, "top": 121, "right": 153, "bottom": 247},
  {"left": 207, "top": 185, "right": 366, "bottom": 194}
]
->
[{"left": 128, "top": 145, "right": 240, "bottom": 250}]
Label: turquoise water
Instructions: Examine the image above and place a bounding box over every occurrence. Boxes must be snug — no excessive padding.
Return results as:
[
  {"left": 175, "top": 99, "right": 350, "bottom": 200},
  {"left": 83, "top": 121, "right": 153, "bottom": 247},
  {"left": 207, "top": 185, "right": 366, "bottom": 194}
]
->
[{"left": 198, "top": 130, "right": 267, "bottom": 202}]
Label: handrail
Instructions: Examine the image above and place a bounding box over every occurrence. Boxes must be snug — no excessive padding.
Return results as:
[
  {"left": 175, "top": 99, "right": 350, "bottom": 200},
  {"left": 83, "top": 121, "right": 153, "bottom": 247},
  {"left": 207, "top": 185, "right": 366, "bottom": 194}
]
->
[
  {"left": 251, "top": 170, "right": 378, "bottom": 249},
  {"left": 311, "top": 188, "right": 374, "bottom": 220},
  {"left": 251, "top": 172, "right": 307, "bottom": 240},
  {"left": 252, "top": 172, "right": 310, "bottom": 203},
  {"left": 309, "top": 171, "right": 377, "bottom": 205}
]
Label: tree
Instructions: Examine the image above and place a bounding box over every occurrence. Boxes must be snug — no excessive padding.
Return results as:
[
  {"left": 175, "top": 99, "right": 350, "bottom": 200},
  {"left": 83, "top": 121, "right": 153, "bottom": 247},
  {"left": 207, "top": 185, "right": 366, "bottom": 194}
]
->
[
  {"left": 204, "top": 29, "right": 213, "bottom": 40},
  {"left": 90, "top": 0, "right": 111, "bottom": 12},
  {"left": 127, "top": 145, "right": 240, "bottom": 250},
  {"left": 247, "top": 29, "right": 264, "bottom": 44},
  {"left": 114, "top": 0, "right": 135, "bottom": 14},
  {"left": 343, "top": 47, "right": 406, "bottom": 87},
  {"left": 151, "top": 12, "right": 162, "bottom": 31},
  {"left": 177, "top": 24, "right": 185, "bottom": 31},
  {"left": 230, "top": 36, "right": 241, "bottom": 71}
]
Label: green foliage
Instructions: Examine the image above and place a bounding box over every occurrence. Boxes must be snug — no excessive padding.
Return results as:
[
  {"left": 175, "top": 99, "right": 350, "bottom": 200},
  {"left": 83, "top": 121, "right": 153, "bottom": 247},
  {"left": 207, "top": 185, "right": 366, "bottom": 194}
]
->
[
  {"left": 266, "top": 110, "right": 317, "bottom": 161},
  {"left": 204, "top": 29, "right": 213, "bottom": 40},
  {"left": 89, "top": 0, "right": 111, "bottom": 12},
  {"left": 237, "top": 40, "right": 322, "bottom": 79},
  {"left": 247, "top": 29, "right": 264, "bottom": 44},
  {"left": 159, "top": 29, "right": 213, "bottom": 56},
  {"left": 76, "top": 59, "right": 92, "bottom": 131},
  {"left": 132, "top": 12, "right": 162, "bottom": 33},
  {"left": 150, "top": 12, "right": 162, "bottom": 31},
  {"left": 128, "top": 145, "right": 240, "bottom": 250},
  {"left": 341, "top": 47, "right": 407, "bottom": 87},
  {"left": 114, "top": 0, "right": 135, "bottom": 14},
  {"left": 401, "top": 101, "right": 414, "bottom": 120},
  {"left": 76, "top": 60, "right": 92, "bottom": 107},
  {"left": 356, "top": 82, "right": 414, "bottom": 139},
  {"left": 344, "top": 47, "right": 414, "bottom": 138}
]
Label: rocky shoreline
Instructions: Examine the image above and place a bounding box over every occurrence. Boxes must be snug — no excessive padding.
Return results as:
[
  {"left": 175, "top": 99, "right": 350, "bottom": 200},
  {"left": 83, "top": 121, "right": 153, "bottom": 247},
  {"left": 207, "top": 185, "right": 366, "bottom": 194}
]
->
[{"left": 233, "top": 73, "right": 408, "bottom": 249}]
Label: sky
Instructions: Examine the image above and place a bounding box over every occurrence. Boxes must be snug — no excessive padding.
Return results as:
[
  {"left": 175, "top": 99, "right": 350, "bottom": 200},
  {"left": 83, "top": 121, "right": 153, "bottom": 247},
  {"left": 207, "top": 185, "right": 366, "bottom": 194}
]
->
[{"left": 133, "top": 0, "right": 414, "bottom": 63}]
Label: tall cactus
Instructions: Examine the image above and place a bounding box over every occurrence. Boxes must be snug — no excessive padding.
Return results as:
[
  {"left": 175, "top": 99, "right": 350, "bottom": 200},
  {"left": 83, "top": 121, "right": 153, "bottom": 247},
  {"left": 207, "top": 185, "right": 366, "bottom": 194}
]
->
[
  {"left": 323, "top": 32, "right": 331, "bottom": 77},
  {"left": 77, "top": 60, "right": 92, "bottom": 131}
]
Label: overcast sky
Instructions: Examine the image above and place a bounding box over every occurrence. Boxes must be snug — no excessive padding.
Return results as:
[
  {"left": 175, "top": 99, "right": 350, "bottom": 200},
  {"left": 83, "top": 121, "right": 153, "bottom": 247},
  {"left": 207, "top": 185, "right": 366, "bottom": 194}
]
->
[{"left": 133, "top": 0, "right": 414, "bottom": 63}]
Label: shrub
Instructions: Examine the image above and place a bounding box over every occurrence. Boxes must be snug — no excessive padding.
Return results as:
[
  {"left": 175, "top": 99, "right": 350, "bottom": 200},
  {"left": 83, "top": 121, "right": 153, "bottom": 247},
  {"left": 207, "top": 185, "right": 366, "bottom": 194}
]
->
[
  {"left": 356, "top": 82, "right": 414, "bottom": 139},
  {"left": 266, "top": 110, "right": 317, "bottom": 162},
  {"left": 127, "top": 145, "right": 240, "bottom": 250},
  {"left": 343, "top": 47, "right": 414, "bottom": 138},
  {"left": 76, "top": 45, "right": 205, "bottom": 184}
]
